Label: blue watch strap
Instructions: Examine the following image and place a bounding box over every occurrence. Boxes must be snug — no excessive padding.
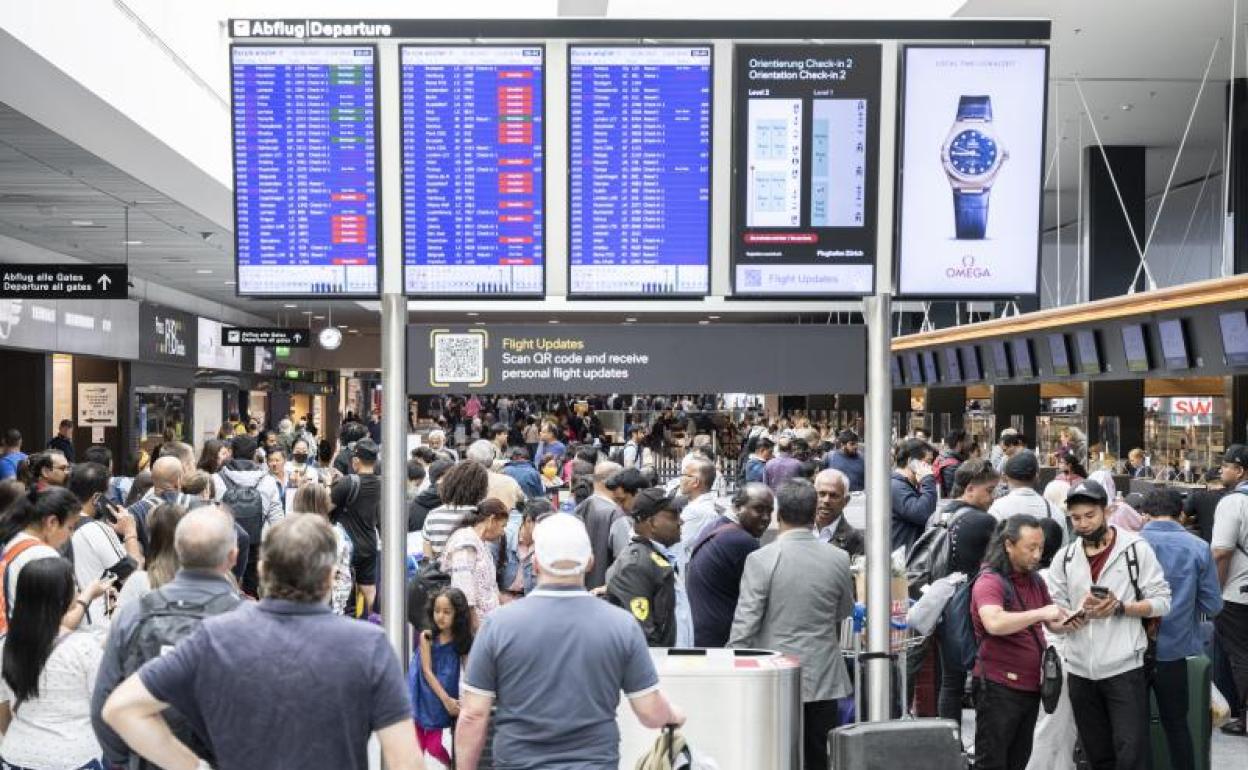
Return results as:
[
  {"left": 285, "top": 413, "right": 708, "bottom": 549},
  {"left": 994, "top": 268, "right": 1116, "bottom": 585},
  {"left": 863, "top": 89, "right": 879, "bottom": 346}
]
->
[
  {"left": 956, "top": 95, "right": 993, "bottom": 122},
  {"left": 953, "top": 190, "right": 989, "bottom": 240}
]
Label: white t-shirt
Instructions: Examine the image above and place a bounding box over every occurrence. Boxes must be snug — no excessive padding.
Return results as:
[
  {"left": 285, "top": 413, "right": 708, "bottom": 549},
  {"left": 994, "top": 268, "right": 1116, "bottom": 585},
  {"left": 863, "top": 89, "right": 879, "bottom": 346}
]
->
[
  {"left": 988, "top": 487, "right": 1058, "bottom": 523},
  {"left": 0, "top": 631, "right": 104, "bottom": 769},
  {"left": 3, "top": 533, "right": 60, "bottom": 608},
  {"left": 70, "top": 518, "right": 127, "bottom": 629},
  {"left": 1212, "top": 488, "right": 1248, "bottom": 605}
]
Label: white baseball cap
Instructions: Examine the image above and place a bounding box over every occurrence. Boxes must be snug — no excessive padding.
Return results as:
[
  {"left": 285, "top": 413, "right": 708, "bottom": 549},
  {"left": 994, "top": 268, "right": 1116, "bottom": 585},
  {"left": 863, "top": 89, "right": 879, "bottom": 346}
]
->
[{"left": 533, "top": 513, "right": 592, "bottom": 577}]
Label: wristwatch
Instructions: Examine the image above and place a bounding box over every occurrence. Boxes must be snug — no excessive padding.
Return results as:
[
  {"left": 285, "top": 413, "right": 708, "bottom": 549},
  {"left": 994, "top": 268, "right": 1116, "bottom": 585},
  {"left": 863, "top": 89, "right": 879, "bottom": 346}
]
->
[
  {"left": 941, "top": 95, "right": 1008, "bottom": 240},
  {"left": 1113, "top": 600, "right": 1126, "bottom": 617}
]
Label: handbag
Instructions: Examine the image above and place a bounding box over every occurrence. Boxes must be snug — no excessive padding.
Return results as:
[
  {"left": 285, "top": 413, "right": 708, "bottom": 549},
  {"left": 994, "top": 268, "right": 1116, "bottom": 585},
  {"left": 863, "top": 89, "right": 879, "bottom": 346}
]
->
[{"left": 1040, "top": 644, "right": 1063, "bottom": 714}]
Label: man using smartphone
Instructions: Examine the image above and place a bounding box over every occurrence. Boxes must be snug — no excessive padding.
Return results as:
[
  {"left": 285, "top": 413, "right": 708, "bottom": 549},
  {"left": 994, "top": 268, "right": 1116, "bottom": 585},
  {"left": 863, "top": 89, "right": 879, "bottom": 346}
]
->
[
  {"left": 890, "top": 438, "right": 938, "bottom": 553},
  {"left": 1048, "top": 480, "right": 1172, "bottom": 770},
  {"left": 67, "top": 462, "right": 140, "bottom": 629}
]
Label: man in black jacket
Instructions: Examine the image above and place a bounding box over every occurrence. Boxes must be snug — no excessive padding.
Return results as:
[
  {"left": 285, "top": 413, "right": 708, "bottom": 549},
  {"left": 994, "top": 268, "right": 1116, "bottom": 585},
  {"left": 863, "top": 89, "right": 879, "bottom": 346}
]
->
[
  {"left": 605, "top": 488, "right": 681, "bottom": 647},
  {"left": 408, "top": 458, "right": 453, "bottom": 532}
]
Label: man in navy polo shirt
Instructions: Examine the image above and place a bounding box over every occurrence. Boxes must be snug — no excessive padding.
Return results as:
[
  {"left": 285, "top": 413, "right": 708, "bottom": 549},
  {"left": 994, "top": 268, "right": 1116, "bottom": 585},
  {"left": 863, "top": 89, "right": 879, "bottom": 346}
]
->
[
  {"left": 102, "top": 515, "right": 421, "bottom": 770},
  {"left": 456, "top": 514, "right": 684, "bottom": 770}
]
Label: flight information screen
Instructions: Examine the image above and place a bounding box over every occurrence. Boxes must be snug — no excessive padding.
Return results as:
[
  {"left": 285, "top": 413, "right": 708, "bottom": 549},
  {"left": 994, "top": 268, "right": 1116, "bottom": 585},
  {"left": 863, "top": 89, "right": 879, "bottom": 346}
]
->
[
  {"left": 732, "top": 45, "right": 881, "bottom": 296},
  {"left": 231, "top": 45, "right": 379, "bottom": 296},
  {"left": 568, "top": 46, "right": 712, "bottom": 296},
  {"left": 401, "top": 46, "right": 545, "bottom": 296}
]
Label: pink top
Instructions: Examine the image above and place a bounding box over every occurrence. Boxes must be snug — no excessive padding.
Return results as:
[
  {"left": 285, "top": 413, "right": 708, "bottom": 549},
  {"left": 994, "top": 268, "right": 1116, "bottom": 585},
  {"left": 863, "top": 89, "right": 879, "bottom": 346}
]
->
[
  {"left": 1108, "top": 502, "right": 1145, "bottom": 533},
  {"left": 441, "top": 525, "right": 499, "bottom": 621}
]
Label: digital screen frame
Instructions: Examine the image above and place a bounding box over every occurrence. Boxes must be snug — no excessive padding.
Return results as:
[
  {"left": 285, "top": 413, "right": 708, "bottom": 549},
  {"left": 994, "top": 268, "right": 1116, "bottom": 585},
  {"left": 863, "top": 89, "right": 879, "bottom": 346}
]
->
[
  {"left": 960, "top": 345, "right": 982, "bottom": 382},
  {"left": 1218, "top": 310, "right": 1248, "bottom": 367},
  {"left": 1074, "top": 329, "right": 1102, "bottom": 375},
  {"left": 905, "top": 351, "right": 923, "bottom": 385},
  {"left": 943, "top": 347, "right": 963, "bottom": 383},
  {"left": 1121, "top": 323, "right": 1151, "bottom": 373},
  {"left": 1157, "top": 318, "right": 1191, "bottom": 371},
  {"left": 922, "top": 349, "right": 940, "bottom": 384},
  {"left": 1047, "top": 333, "right": 1072, "bottom": 376},
  {"left": 989, "top": 340, "right": 1012, "bottom": 379},
  {"left": 1010, "top": 338, "right": 1035, "bottom": 378},
  {"left": 891, "top": 356, "right": 904, "bottom": 387}
]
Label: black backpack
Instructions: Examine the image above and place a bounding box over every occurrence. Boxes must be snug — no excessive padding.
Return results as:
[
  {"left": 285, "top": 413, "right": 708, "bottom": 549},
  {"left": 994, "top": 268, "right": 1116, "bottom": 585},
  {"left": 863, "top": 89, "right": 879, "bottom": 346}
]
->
[
  {"left": 220, "top": 473, "right": 266, "bottom": 543},
  {"left": 121, "top": 589, "right": 240, "bottom": 767},
  {"left": 905, "top": 504, "right": 975, "bottom": 600}
]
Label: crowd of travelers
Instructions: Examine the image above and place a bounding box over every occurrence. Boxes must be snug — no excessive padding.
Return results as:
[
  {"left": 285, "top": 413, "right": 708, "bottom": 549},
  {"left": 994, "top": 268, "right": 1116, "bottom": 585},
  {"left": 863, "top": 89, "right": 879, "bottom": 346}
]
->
[{"left": 0, "top": 400, "right": 1243, "bottom": 770}]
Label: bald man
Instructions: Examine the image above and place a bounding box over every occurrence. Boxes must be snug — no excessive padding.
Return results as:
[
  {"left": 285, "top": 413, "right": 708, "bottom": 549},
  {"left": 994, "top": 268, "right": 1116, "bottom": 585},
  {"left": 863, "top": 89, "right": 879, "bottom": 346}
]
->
[
  {"left": 91, "top": 506, "right": 242, "bottom": 768},
  {"left": 126, "top": 456, "right": 189, "bottom": 552},
  {"left": 575, "top": 460, "right": 626, "bottom": 590}
]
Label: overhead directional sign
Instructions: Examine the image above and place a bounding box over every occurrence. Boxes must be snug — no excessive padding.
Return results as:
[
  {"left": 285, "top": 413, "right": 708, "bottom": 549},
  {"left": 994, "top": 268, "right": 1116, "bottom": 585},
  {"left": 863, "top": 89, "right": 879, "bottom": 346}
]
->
[
  {"left": 1, "top": 264, "right": 127, "bottom": 300},
  {"left": 221, "top": 327, "right": 312, "bottom": 347}
]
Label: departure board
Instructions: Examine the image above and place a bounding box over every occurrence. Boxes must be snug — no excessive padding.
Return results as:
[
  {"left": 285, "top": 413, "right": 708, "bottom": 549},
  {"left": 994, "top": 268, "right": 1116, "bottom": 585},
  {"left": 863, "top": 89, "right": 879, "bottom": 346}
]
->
[
  {"left": 401, "top": 46, "right": 545, "bottom": 296},
  {"left": 231, "top": 46, "right": 379, "bottom": 297},
  {"left": 568, "top": 46, "right": 712, "bottom": 297}
]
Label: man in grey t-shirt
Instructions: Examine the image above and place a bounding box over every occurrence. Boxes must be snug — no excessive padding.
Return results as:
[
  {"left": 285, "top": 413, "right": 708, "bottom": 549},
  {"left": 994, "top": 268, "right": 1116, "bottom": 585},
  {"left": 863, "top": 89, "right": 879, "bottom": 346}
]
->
[
  {"left": 457, "top": 514, "right": 685, "bottom": 770},
  {"left": 988, "top": 451, "right": 1058, "bottom": 523}
]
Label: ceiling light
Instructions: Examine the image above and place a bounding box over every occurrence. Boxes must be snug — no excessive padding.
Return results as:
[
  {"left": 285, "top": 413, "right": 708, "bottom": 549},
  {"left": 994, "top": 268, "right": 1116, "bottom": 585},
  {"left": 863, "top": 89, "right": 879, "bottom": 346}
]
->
[
  {"left": 301, "top": 310, "right": 313, "bottom": 315},
  {"left": 123, "top": 240, "right": 143, "bottom": 246},
  {"left": 467, "top": 312, "right": 479, "bottom": 317},
  {"left": 1120, "top": 104, "right": 1133, "bottom": 111},
  {"left": 224, "top": 280, "right": 236, "bottom": 286},
  {"left": 348, "top": 329, "right": 361, "bottom": 334},
  {"left": 547, "top": 319, "right": 560, "bottom": 324},
  {"left": 625, "top": 317, "right": 637, "bottom": 322},
  {"left": 708, "top": 315, "right": 720, "bottom": 320},
  {"left": 698, "top": 320, "right": 711, "bottom": 325},
  {"left": 337, "top": 324, "right": 349, "bottom": 329},
  {"left": 313, "top": 315, "right": 325, "bottom": 320},
  {"left": 283, "top": 303, "right": 298, "bottom": 309},
  {"left": 195, "top": 269, "right": 213, "bottom": 275},
  {"left": 473, "top": 321, "right": 486, "bottom": 325},
  {"left": 70, "top": 220, "right": 95, "bottom": 227}
]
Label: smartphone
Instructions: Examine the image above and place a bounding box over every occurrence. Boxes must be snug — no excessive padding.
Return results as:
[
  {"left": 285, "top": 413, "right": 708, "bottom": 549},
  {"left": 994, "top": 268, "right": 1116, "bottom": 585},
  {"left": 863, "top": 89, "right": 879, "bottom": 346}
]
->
[
  {"left": 1089, "top": 586, "right": 1110, "bottom": 599},
  {"left": 1061, "top": 609, "right": 1088, "bottom": 626}
]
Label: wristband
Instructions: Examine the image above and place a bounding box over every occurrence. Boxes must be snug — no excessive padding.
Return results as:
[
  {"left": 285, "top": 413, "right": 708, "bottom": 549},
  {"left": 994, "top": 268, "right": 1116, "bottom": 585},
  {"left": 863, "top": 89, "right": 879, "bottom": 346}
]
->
[
  {"left": 74, "top": 598, "right": 89, "bottom": 611},
  {"left": 1113, "top": 600, "right": 1126, "bottom": 617}
]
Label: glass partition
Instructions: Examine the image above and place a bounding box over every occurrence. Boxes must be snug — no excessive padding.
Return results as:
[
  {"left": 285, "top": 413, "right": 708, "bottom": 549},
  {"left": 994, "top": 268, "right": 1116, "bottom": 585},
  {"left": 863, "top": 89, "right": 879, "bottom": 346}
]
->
[{"left": 1143, "top": 397, "right": 1226, "bottom": 481}]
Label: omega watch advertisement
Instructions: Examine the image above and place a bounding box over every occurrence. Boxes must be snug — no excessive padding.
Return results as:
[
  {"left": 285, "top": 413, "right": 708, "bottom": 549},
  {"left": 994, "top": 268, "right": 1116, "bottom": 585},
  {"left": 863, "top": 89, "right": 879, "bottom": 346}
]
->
[{"left": 896, "top": 46, "right": 1048, "bottom": 297}]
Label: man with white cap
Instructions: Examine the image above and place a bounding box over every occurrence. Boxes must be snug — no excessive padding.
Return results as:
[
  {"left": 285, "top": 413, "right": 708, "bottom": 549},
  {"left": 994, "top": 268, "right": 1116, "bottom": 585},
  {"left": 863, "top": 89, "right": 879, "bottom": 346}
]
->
[{"left": 455, "top": 514, "right": 685, "bottom": 770}]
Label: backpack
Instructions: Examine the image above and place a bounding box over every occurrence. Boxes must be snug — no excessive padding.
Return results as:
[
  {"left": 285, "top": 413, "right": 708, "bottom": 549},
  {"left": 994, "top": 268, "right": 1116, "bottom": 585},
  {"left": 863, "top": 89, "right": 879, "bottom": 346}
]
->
[
  {"left": 220, "top": 473, "right": 266, "bottom": 543},
  {"left": 0, "top": 539, "right": 41, "bottom": 633},
  {"left": 905, "top": 505, "right": 975, "bottom": 600},
  {"left": 405, "top": 560, "right": 451, "bottom": 631},
  {"left": 120, "top": 589, "right": 239, "bottom": 767},
  {"left": 931, "top": 454, "right": 962, "bottom": 497},
  {"left": 941, "top": 568, "right": 1020, "bottom": 672}
]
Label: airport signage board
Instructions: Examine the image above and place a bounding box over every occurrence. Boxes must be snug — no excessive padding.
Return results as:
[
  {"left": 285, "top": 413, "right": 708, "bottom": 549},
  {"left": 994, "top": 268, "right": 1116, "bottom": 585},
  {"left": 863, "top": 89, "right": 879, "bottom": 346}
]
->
[
  {"left": 896, "top": 46, "right": 1048, "bottom": 298},
  {"left": 77, "top": 383, "right": 118, "bottom": 427},
  {"left": 407, "top": 324, "right": 866, "bottom": 394},
  {"left": 1, "top": 263, "right": 127, "bottom": 300},
  {"left": 221, "top": 327, "right": 312, "bottom": 347}
]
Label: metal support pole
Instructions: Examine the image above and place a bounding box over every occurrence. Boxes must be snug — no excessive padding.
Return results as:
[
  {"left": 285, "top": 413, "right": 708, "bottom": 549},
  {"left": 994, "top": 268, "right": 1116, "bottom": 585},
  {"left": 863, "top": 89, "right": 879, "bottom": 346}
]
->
[
  {"left": 864, "top": 40, "right": 899, "bottom": 723},
  {"left": 378, "top": 41, "right": 408, "bottom": 664}
]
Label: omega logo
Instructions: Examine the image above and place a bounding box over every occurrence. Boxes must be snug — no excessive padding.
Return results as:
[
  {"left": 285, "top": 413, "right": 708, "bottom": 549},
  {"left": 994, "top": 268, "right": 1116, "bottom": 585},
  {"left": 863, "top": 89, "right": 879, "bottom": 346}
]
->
[{"left": 946, "top": 254, "right": 992, "bottom": 279}]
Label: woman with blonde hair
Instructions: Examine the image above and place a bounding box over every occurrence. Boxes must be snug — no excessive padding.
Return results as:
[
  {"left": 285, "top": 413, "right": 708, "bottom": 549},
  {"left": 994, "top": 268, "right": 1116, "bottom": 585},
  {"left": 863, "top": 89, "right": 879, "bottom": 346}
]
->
[
  {"left": 115, "top": 502, "right": 188, "bottom": 608},
  {"left": 291, "top": 482, "right": 354, "bottom": 615}
]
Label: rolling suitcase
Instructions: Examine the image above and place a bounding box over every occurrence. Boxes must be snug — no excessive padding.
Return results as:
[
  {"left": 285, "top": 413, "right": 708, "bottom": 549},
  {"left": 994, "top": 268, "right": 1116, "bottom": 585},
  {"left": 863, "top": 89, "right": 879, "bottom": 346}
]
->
[
  {"left": 1149, "top": 655, "right": 1212, "bottom": 770},
  {"left": 830, "top": 718, "right": 968, "bottom": 770}
]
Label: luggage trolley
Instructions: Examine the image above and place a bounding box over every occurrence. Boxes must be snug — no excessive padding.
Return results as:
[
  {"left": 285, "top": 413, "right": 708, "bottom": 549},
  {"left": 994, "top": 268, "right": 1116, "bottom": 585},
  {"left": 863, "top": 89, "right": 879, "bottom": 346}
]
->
[{"left": 841, "top": 602, "right": 927, "bottom": 722}]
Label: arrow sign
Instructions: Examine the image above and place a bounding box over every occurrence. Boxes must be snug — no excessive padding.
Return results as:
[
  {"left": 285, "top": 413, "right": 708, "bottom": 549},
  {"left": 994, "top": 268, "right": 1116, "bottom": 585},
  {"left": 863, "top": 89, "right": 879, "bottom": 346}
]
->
[
  {"left": 220, "top": 327, "right": 311, "bottom": 348},
  {"left": 1, "top": 263, "right": 127, "bottom": 300}
]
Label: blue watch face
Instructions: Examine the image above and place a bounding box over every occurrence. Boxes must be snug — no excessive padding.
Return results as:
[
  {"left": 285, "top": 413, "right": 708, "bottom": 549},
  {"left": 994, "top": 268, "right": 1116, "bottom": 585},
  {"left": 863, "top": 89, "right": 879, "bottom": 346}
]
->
[{"left": 949, "top": 129, "right": 998, "bottom": 176}]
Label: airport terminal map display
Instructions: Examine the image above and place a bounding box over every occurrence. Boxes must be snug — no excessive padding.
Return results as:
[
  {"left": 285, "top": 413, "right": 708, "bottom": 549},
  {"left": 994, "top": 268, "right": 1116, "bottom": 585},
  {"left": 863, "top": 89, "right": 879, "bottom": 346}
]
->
[
  {"left": 732, "top": 45, "right": 881, "bottom": 296},
  {"left": 568, "top": 46, "right": 712, "bottom": 296},
  {"left": 231, "top": 45, "right": 379, "bottom": 296},
  {"left": 401, "top": 46, "right": 545, "bottom": 296}
]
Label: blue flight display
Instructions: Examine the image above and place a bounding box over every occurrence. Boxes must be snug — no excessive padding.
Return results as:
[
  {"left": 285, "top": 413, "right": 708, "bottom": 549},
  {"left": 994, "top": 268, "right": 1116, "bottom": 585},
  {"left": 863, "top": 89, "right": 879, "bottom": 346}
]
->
[
  {"left": 402, "top": 46, "right": 545, "bottom": 296},
  {"left": 231, "top": 45, "right": 379, "bottom": 296},
  {"left": 568, "top": 46, "right": 712, "bottom": 296}
]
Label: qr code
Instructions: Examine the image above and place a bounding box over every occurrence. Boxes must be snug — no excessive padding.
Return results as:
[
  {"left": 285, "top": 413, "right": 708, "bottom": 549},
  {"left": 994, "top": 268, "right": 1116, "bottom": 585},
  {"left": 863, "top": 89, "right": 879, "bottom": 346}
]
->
[
  {"left": 433, "top": 333, "right": 485, "bottom": 384},
  {"left": 744, "top": 269, "right": 762, "bottom": 288}
]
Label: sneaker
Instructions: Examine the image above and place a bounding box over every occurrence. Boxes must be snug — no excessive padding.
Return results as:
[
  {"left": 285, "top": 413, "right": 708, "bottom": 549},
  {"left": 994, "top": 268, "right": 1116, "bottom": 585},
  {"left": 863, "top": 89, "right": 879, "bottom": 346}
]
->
[{"left": 1221, "top": 717, "right": 1246, "bottom": 736}]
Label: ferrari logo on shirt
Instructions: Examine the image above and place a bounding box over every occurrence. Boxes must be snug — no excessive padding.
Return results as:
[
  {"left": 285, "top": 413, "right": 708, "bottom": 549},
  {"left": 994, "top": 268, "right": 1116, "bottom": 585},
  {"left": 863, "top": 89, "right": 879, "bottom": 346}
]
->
[
  {"left": 630, "top": 597, "right": 650, "bottom": 621},
  {"left": 650, "top": 552, "right": 670, "bottom": 569}
]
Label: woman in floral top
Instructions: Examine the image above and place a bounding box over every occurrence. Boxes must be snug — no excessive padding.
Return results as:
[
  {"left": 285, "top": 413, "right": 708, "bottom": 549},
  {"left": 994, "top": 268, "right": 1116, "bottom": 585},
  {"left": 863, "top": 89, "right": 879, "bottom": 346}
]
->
[
  {"left": 440, "top": 497, "right": 509, "bottom": 629},
  {"left": 291, "top": 482, "right": 354, "bottom": 615}
]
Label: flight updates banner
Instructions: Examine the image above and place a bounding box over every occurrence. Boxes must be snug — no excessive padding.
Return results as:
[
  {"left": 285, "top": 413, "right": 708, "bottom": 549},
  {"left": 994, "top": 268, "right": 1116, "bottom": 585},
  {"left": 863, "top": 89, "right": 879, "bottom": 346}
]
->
[
  {"left": 731, "top": 45, "right": 881, "bottom": 297},
  {"left": 896, "top": 46, "right": 1048, "bottom": 297}
]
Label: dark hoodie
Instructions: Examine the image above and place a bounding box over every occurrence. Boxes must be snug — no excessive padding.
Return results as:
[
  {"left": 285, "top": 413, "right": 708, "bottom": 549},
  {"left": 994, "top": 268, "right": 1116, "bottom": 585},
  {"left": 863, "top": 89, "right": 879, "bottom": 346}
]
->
[{"left": 408, "top": 486, "right": 441, "bottom": 532}]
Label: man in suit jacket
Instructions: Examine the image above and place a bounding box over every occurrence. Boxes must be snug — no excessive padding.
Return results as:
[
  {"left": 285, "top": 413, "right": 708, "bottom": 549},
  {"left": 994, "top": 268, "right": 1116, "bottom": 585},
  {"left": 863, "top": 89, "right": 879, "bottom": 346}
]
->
[{"left": 729, "top": 478, "right": 855, "bottom": 770}]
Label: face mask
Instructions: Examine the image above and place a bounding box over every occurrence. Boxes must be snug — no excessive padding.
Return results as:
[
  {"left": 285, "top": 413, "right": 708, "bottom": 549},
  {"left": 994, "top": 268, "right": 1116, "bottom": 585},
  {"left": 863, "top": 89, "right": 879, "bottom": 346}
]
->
[
  {"left": 292, "top": 453, "right": 308, "bottom": 463},
  {"left": 1085, "top": 523, "right": 1108, "bottom": 545}
]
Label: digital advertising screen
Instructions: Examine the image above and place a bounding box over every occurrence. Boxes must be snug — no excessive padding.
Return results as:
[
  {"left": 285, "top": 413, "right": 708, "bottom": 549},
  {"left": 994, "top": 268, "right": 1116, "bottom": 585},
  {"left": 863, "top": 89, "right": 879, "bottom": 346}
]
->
[
  {"left": 401, "top": 45, "right": 545, "bottom": 297},
  {"left": 989, "top": 340, "right": 1011, "bottom": 378},
  {"left": 731, "top": 45, "right": 881, "bottom": 296},
  {"left": 1157, "top": 319, "right": 1191, "bottom": 371},
  {"left": 1121, "top": 324, "right": 1151, "bottom": 373},
  {"left": 1075, "top": 330, "right": 1102, "bottom": 375},
  {"left": 231, "top": 45, "right": 379, "bottom": 296},
  {"left": 896, "top": 46, "right": 1048, "bottom": 297},
  {"left": 568, "top": 46, "right": 712, "bottom": 297},
  {"left": 891, "top": 356, "right": 904, "bottom": 388},
  {"left": 1011, "top": 338, "right": 1035, "bottom": 378},
  {"left": 960, "top": 345, "right": 982, "bottom": 382},
  {"left": 1047, "top": 333, "right": 1071, "bottom": 376},
  {"left": 1219, "top": 310, "right": 1248, "bottom": 367},
  {"left": 922, "top": 350, "right": 940, "bottom": 384}
]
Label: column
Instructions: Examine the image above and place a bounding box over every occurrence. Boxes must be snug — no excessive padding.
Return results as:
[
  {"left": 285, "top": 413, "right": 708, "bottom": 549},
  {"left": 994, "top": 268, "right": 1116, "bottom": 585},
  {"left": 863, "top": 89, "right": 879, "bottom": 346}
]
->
[
  {"left": 1227, "top": 79, "right": 1248, "bottom": 275},
  {"left": 992, "top": 384, "right": 1041, "bottom": 446},
  {"left": 924, "top": 386, "right": 968, "bottom": 440},
  {"left": 1087, "top": 380, "right": 1145, "bottom": 457},
  {"left": 1083, "top": 145, "right": 1147, "bottom": 300}
]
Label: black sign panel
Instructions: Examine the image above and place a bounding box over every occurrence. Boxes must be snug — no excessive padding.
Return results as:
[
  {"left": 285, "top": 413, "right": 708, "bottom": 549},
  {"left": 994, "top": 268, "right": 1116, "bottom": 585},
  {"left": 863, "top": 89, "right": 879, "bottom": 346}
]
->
[
  {"left": 221, "top": 327, "right": 311, "bottom": 347},
  {"left": 1, "top": 264, "right": 127, "bottom": 300},
  {"left": 407, "top": 324, "right": 866, "bottom": 394},
  {"left": 139, "top": 304, "right": 197, "bottom": 364},
  {"left": 731, "top": 45, "right": 881, "bottom": 297}
]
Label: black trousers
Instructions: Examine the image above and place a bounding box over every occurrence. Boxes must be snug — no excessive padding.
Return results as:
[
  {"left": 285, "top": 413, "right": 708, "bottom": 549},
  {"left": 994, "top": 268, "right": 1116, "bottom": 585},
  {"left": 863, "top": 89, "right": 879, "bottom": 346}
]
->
[
  {"left": 974, "top": 680, "right": 1041, "bottom": 770},
  {"left": 802, "top": 699, "right": 842, "bottom": 770},
  {"left": 1215, "top": 600, "right": 1248, "bottom": 721},
  {"left": 1068, "top": 667, "right": 1151, "bottom": 770},
  {"left": 1150, "top": 658, "right": 1194, "bottom": 770}
]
